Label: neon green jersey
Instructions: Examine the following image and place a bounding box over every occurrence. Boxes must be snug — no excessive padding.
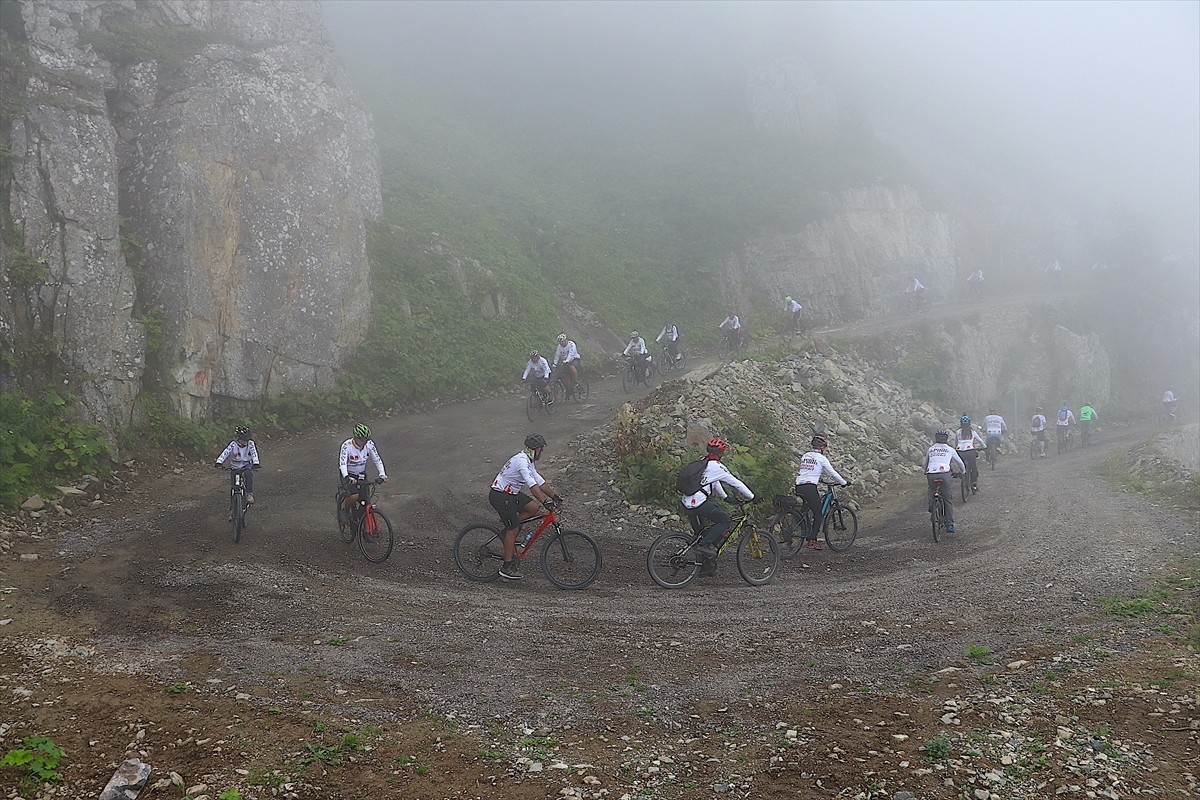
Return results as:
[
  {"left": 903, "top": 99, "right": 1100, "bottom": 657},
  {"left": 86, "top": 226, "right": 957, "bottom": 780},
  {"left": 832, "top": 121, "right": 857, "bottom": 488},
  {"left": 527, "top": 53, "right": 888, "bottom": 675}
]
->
[{"left": 1079, "top": 405, "right": 1095, "bottom": 421}]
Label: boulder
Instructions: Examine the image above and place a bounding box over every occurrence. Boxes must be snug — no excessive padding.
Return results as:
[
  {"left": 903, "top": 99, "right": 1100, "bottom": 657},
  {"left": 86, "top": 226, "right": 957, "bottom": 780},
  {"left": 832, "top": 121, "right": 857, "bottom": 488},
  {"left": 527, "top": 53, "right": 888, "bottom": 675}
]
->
[{"left": 20, "top": 496, "right": 45, "bottom": 512}]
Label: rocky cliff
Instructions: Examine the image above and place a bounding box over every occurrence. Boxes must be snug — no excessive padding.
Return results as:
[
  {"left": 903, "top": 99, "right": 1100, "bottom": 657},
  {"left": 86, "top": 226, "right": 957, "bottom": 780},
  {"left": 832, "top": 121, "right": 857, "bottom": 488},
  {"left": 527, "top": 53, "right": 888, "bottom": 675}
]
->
[
  {"left": 0, "top": 0, "right": 380, "bottom": 426},
  {"left": 722, "top": 185, "right": 959, "bottom": 326}
]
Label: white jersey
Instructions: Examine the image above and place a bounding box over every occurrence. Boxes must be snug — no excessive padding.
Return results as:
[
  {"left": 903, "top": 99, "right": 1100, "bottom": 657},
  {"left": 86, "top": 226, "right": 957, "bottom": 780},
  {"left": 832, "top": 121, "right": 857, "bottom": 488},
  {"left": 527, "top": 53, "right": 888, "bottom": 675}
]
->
[
  {"left": 1055, "top": 408, "right": 1076, "bottom": 427},
  {"left": 906, "top": 278, "right": 924, "bottom": 293},
  {"left": 682, "top": 460, "right": 754, "bottom": 509},
  {"left": 339, "top": 438, "right": 387, "bottom": 480},
  {"left": 785, "top": 298, "right": 802, "bottom": 313},
  {"left": 1031, "top": 414, "right": 1046, "bottom": 433},
  {"left": 794, "top": 450, "right": 846, "bottom": 486},
  {"left": 552, "top": 341, "right": 579, "bottom": 367},
  {"left": 657, "top": 324, "right": 679, "bottom": 343},
  {"left": 955, "top": 429, "right": 987, "bottom": 451},
  {"left": 926, "top": 443, "right": 965, "bottom": 475},
  {"left": 719, "top": 315, "right": 741, "bottom": 330},
  {"left": 1163, "top": 391, "right": 1176, "bottom": 403},
  {"left": 216, "top": 440, "right": 259, "bottom": 470},
  {"left": 983, "top": 414, "right": 1007, "bottom": 436},
  {"left": 623, "top": 337, "right": 648, "bottom": 356},
  {"left": 522, "top": 356, "right": 551, "bottom": 380},
  {"left": 491, "top": 451, "right": 545, "bottom": 495}
]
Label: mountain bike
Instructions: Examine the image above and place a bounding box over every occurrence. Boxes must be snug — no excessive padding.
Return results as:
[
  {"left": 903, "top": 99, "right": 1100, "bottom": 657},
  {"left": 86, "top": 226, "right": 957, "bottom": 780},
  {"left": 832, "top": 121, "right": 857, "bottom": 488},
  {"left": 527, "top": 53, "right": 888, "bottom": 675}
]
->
[
  {"left": 646, "top": 499, "right": 779, "bottom": 589},
  {"left": 767, "top": 482, "right": 858, "bottom": 559},
  {"left": 718, "top": 329, "right": 747, "bottom": 356},
  {"left": 1080, "top": 421, "right": 1093, "bottom": 448},
  {"left": 336, "top": 477, "right": 394, "bottom": 563},
  {"left": 220, "top": 465, "right": 257, "bottom": 544},
  {"left": 1056, "top": 426, "right": 1072, "bottom": 454},
  {"left": 550, "top": 367, "right": 590, "bottom": 404},
  {"left": 929, "top": 474, "right": 960, "bottom": 542},
  {"left": 656, "top": 344, "right": 687, "bottom": 374},
  {"left": 621, "top": 354, "right": 654, "bottom": 393},
  {"left": 985, "top": 438, "right": 1000, "bottom": 470},
  {"left": 525, "top": 380, "right": 556, "bottom": 422},
  {"left": 1030, "top": 432, "right": 1047, "bottom": 460},
  {"left": 453, "top": 501, "right": 601, "bottom": 590}
]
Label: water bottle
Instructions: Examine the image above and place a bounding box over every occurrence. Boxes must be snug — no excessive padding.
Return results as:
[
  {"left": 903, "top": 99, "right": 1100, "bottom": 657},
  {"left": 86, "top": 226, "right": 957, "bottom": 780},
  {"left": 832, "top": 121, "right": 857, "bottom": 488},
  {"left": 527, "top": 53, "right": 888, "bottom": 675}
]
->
[{"left": 522, "top": 529, "right": 535, "bottom": 546}]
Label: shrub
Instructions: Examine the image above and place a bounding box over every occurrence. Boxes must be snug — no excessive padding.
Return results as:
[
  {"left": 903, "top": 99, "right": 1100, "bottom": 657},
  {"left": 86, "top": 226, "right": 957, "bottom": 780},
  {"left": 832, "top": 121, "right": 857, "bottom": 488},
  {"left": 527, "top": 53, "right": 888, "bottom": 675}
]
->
[
  {"left": 1, "top": 735, "right": 64, "bottom": 794},
  {"left": 0, "top": 389, "right": 111, "bottom": 507}
]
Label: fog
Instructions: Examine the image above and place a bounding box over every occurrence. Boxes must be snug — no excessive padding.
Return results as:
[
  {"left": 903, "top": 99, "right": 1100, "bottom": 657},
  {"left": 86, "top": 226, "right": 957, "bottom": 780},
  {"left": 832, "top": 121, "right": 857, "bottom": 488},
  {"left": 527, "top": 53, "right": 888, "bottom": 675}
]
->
[{"left": 322, "top": 0, "right": 1199, "bottom": 254}]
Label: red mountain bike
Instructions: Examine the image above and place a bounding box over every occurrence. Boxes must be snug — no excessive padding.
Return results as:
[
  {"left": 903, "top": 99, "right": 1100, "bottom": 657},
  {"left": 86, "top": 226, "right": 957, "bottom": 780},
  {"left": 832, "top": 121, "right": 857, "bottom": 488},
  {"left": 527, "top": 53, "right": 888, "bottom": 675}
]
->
[
  {"left": 453, "top": 502, "right": 602, "bottom": 590},
  {"left": 336, "top": 477, "right": 394, "bottom": 563}
]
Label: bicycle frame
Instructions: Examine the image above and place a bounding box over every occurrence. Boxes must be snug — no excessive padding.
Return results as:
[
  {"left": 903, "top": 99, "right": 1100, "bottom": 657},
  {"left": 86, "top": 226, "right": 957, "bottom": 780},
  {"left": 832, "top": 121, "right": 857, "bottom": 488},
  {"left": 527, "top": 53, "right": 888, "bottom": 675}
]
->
[{"left": 513, "top": 508, "right": 559, "bottom": 559}]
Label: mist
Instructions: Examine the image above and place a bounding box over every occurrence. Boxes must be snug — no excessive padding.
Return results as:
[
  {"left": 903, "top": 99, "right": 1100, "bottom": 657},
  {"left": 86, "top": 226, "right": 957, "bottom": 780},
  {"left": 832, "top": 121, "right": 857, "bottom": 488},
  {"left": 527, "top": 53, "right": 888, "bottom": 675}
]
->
[{"left": 321, "top": 0, "right": 1199, "bottom": 254}]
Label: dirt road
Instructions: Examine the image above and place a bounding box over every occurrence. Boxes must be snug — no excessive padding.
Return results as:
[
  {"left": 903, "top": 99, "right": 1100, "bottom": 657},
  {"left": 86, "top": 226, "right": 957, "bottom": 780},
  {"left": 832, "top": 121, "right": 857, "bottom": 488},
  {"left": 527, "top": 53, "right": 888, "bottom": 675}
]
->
[{"left": 1, "top": 359, "right": 1197, "bottom": 799}]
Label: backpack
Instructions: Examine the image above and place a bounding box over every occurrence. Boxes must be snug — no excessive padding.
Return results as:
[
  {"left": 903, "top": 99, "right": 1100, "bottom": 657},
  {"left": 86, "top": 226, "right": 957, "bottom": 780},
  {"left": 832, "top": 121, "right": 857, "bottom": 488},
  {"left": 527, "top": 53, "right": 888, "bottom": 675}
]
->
[
  {"left": 1058, "top": 408, "right": 1069, "bottom": 422},
  {"left": 675, "top": 458, "right": 710, "bottom": 496}
]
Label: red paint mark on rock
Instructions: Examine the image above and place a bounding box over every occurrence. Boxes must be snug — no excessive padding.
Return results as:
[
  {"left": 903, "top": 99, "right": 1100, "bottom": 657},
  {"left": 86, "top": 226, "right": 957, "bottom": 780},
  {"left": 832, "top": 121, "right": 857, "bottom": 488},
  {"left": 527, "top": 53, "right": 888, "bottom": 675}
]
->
[{"left": 194, "top": 370, "right": 207, "bottom": 387}]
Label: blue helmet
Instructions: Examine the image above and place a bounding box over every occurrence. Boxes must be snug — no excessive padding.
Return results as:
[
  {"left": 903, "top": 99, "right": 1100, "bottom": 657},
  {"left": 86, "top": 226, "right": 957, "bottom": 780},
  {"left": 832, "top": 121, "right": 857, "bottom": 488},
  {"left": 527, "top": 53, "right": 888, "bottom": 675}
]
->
[
  {"left": 960, "top": 415, "right": 971, "bottom": 426},
  {"left": 935, "top": 430, "right": 950, "bottom": 442}
]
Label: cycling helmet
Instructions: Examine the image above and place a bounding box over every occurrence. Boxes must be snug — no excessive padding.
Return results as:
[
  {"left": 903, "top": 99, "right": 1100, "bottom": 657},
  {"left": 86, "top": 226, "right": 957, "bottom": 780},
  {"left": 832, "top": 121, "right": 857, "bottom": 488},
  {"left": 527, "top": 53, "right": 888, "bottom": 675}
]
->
[
  {"left": 630, "top": 331, "right": 639, "bottom": 339},
  {"left": 706, "top": 437, "right": 729, "bottom": 457},
  {"left": 811, "top": 435, "right": 828, "bottom": 450},
  {"left": 234, "top": 425, "right": 250, "bottom": 441},
  {"left": 1036, "top": 406, "right": 1043, "bottom": 413},
  {"left": 353, "top": 423, "right": 371, "bottom": 440},
  {"left": 960, "top": 415, "right": 971, "bottom": 426},
  {"left": 785, "top": 295, "right": 793, "bottom": 303},
  {"left": 934, "top": 430, "right": 950, "bottom": 442},
  {"left": 529, "top": 349, "right": 540, "bottom": 359},
  {"left": 556, "top": 333, "right": 567, "bottom": 343},
  {"left": 524, "top": 433, "right": 547, "bottom": 453},
  {"left": 988, "top": 408, "right": 997, "bottom": 415}
]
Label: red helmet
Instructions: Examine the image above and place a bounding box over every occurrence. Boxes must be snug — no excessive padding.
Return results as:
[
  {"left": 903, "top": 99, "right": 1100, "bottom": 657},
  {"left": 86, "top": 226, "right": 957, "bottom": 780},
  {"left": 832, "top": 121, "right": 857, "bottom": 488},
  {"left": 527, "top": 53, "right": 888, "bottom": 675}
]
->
[
  {"left": 811, "top": 435, "right": 828, "bottom": 450},
  {"left": 706, "top": 437, "right": 728, "bottom": 457}
]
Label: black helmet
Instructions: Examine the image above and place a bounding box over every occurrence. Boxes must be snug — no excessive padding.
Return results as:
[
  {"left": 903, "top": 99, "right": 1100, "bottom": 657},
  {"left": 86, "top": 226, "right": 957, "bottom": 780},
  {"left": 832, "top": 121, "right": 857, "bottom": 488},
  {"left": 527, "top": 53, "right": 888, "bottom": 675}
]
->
[
  {"left": 234, "top": 425, "right": 250, "bottom": 441},
  {"left": 934, "top": 430, "right": 950, "bottom": 442},
  {"left": 811, "top": 435, "right": 828, "bottom": 449},
  {"left": 524, "top": 433, "right": 547, "bottom": 450}
]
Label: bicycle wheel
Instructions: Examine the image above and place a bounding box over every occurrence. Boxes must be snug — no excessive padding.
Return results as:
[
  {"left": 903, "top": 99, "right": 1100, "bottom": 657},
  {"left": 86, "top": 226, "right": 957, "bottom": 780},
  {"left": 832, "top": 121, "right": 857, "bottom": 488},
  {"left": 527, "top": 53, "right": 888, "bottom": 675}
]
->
[
  {"left": 767, "top": 510, "right": 805, "bottom": 560},
  {"left": 231, "top": 494, "right": 244, "bottom": 544},
  {"left": 646, "top": 531, "right": 701, "bottom": 589},
  {"left": 1030, "top": 440, "right": 1036, "bottom": 461},
  {"left": 622, "top": 367, "right": 633, "bottom": 394},
  {"left": 960, "top": 473, "right": 969, "bottom": 504},
  {"left": 526, "top": 391, "right": 538, "bottom": 422},
  {"left": 542, "top": 391, "right": 555, "bottom": 416},
  {"left": 675, "top": 350, "right": 687, "bottom": 370},
  {"left": 735, "top": 527, "right": 780, "bottom": 586},
  {"left": 576, "top": 373, "right": 590, "bottom": 400},
  {"left": 540, "top": 528, "right": 602, "bottom": 590},
  {"left": 358, "top": 509, "right": 394, "bottom": 563},
  {"left": 550, "top": 380, "right": 566, "bottom": 405},
  {"left": 824, "top": 506, "right": 858, "bottom": 552},
  {"left": 931, "top": 498, "right": 943, "bottom": 542},
  {"left": 988, "top": 448, "right": 996, "bottom": 471},
  {"left": 452, "top": 523, "right": 504, "bottom": 581}
]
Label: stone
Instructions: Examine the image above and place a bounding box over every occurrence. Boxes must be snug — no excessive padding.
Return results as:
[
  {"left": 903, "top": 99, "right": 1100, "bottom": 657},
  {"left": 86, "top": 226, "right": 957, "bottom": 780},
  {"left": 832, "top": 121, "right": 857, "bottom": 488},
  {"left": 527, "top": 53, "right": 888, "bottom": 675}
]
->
[
  {"left": 20, "top": 495, "right": 45, "bottom": 512},
  {"left": 99, "top": 758, "right": 152, "bottom": 800}
]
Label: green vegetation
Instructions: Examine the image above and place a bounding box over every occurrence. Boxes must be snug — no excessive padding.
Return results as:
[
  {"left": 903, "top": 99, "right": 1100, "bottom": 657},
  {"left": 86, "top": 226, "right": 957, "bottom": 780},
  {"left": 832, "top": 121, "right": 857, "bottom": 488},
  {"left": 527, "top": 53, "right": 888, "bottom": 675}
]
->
[
  {"left": 964, "top": 643, "right": 991, "bottom": 664},
  {"left": 1, "top": 735, "right": 64, "bottom": 795},
  {"left": 78, "top": 23, "right": 226, "bottom": 72},
  {"left": 0, "top": 389, "right": 111, "bottom": 507},
  {"left": 7, "top": 249, "right": 47, "bottom": 286},
  {"left": 922, "top": 734, "right": 951, "bottom": 761}
]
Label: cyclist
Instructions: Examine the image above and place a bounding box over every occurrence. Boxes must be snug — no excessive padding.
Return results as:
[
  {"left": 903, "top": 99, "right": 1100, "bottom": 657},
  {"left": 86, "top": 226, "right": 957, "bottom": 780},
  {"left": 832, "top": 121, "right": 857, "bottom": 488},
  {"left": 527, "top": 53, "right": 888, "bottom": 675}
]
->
[
  {"left": 925, "top": 430, "right": 965, "bottom": 533},
  {"left": 784, "top": 296, "right": 803, "bottom": 330},
  {"left": 521, "top": 349, "right": 553, "bottom": 404},
  {"left": 1056, "top": 403, "right": 1076, "bottom": 447},
  {"left": 214, "top": 425, "right": 261, "bottom": 506},
  {"left": 622, "top": 331, "right": 651, "bottom": 382},
  {"left": 489, "top": 433, "right": 562, "bottom": 580},
  {"left": 983, "top": 408, "right": 1007, "bottom": 453},
  {"left": 905, "top": 276, "right": 926, "bottom": 308},
  {"left": 1030, "top": 407, "right": 1048, "bottom": 458},
  {"left": 719, "top": 312, "right": 743, "bottom": 349},
  {"left": 966, "top": 269, "right": 984, "bottom": 287},
  {"left": 955, "top": 415, "right": 986, "bottom": 492},
  {"left": 682, "top": 437, "right": 755, "bottom": 576},
  {"left": 1163, "top": 388, "right": 1178, "bottom": 422},
  {"left": 338, "top": 423, "right": 389, "bottom": 520},
  {"left": 792, "top": 434, "right": 847, "bottom": 550},
  {"left": 656, "top": 321, "right": 681, "bottom": 362},
  {"left": 1079, "top": 402, "right": 1098, "bottom": 446},
  {"left": 550, "top": 334, "right": 581, "bottom": 398}
]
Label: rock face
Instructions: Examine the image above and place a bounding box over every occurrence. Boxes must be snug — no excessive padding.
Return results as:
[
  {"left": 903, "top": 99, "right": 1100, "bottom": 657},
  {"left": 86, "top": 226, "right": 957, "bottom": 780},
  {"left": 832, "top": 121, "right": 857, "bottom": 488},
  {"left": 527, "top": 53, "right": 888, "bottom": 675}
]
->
[
  {"left": 747, "top": 57, "right": 839, "bottom": 137},
  {"left": 1, "top": 0, "right": 380, "bottom": 425},
  {"left": 723, "top": 185, "right": 959, "bottom": 325}
]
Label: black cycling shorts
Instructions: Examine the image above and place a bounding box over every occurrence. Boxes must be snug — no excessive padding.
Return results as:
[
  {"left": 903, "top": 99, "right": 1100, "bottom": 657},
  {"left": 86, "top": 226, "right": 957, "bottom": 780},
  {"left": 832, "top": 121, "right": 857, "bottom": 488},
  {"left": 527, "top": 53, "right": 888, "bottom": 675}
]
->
[{"left": 490, "top": 488, "right": 532, "bottom": 529}]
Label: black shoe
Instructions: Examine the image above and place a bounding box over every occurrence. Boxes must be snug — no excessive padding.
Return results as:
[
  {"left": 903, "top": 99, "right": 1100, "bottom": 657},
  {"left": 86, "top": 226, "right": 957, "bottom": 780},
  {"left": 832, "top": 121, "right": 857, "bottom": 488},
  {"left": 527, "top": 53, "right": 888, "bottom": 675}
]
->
[
  {"left": 498, "top": 560, "right": 523, "bottom": 580},
  {"left": 699, "top": 557, "right": 717, "bottom": 577}
]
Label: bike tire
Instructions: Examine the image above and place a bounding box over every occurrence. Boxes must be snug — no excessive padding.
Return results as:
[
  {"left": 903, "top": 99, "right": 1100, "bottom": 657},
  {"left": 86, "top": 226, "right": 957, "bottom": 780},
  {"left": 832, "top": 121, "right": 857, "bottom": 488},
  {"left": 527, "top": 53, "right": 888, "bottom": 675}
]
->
[
  {"left": 767, "top": 510, "right": 804, "bottom": 560},
  {"left": 540, "top": 528, "right": 602, "bottom": 590},
  {"left": 232, "top": 494, "right": 244, "bottom": 544},
  {"left": 989, "top": 449, "right": 996, "bottom": 471},
  {"left": 622, "top": 368, "right": 633, "bottom": 394},
  {"left": 542, "top": 392, "right": 555, "bottom": 416},
  {"left": 1030, "top": 440, "right": 1036, "bottom": 461},
  {"left": 646, "top": 531, "right": 701, "bottom": 589},
  {"left": 824, "top": 507, "right": 858, "bottom": 552},
  {"left": 931, "top": 498, "right": 942, "bottom": 542},
  {"left": 453, "top": 523, "right": 504, "bottom": 582},
  {"left": 550, "top": 380, "right": 566, "bottom": 405},
  {"left": 675, "top": 351, "right": 687, "bottom": 370},
  {"left": 526, "top": 391, "right": 538, "bottom": 422},
  {"left": 735, "top": 527, "right": 780, "bottom": 586},
  {"left": 576, "top": 374, "right": 590, "bottom": 401},
  {"left": 358, "top": 509, "right": 394, "bottom": 563},
  {"left": 960, "top": 473, "right": 969, "bottom": 504}
]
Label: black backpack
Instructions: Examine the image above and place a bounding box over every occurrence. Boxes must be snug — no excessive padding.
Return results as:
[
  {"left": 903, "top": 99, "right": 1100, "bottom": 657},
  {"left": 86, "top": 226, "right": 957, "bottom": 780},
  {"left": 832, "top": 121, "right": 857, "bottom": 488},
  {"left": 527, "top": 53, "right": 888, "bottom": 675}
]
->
[{"left": 675, "top": 458, "right": 710, "bottom": 496}]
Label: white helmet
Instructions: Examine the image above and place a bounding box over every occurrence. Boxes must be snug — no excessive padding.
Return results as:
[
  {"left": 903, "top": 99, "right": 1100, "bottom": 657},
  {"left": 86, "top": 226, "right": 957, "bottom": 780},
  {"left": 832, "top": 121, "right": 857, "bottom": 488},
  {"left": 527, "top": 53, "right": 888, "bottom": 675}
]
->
[
  {"left": 556, "top": 333, "right": 567, "bottom": 343},
  {"left": 630, "top": 331, "right": 639, "bottom": 339}
]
